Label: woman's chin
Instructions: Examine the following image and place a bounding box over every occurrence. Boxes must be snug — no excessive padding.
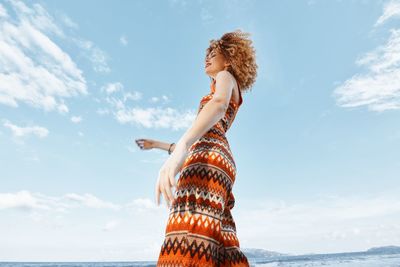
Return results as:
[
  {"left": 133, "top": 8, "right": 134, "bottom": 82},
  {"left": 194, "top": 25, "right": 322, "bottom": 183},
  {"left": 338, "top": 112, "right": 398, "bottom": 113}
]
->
[{"left": 205, "top": 68, "right": 214, "bottom": 76}]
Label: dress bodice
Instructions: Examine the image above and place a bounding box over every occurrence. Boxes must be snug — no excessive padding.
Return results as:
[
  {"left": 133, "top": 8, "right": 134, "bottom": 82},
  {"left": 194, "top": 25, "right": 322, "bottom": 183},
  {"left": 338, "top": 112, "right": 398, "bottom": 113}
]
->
[{"left": 196, "top": 79, "right": 243, "bottom": 135}]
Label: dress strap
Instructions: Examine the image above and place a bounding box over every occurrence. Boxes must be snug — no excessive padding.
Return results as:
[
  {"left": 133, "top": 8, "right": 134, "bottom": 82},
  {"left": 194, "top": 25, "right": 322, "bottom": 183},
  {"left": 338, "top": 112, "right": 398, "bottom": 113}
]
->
[{"left": 210, "top": 79, "right": 216, "bottom": 93}]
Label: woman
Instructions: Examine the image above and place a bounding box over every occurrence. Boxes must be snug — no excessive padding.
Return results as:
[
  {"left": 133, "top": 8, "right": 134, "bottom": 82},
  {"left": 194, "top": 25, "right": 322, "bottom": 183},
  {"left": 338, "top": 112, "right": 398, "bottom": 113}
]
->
[{"left": 135, "top": 29, "right": 257, "bottom": 266}]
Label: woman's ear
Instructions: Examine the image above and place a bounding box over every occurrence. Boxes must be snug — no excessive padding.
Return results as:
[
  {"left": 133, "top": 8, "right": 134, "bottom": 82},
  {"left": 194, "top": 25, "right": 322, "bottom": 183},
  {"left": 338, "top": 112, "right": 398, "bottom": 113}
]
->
[{"left": 224, "top": 63, "right": 231, "bottom": 70}]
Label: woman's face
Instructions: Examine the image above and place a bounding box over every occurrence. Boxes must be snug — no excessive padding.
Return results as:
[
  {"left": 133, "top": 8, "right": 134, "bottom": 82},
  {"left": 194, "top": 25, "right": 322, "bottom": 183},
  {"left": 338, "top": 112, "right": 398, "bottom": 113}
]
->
[{"left": 204, "top": 49, "right": 229, "bottom": 79}]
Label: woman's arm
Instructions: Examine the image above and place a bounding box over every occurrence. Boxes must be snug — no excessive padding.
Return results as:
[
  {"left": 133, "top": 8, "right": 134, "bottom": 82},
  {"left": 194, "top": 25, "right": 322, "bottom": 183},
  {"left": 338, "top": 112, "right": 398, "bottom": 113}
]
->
[
  {"left": 135, "top": 139, "right": 176, "bottom": 153},
  {"left": 176, "top": 70, "right": 234, "bottom": 149},
  {"left": 156, "top": 141, "right": 176, "bottom": 153}
]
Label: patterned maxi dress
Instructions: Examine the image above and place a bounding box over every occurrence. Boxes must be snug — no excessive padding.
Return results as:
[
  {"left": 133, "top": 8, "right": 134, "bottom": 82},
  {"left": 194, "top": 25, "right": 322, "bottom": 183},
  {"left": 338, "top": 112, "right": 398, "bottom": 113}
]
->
[{"left": 157, "top": 79, "right": 250, "bottom": 267}]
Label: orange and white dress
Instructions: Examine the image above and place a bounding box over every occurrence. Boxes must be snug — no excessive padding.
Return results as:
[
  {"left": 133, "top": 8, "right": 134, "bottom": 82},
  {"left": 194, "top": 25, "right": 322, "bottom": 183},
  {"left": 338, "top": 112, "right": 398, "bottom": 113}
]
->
[{"left": 157, "top": 79, "right": 249, "bottom": 267}]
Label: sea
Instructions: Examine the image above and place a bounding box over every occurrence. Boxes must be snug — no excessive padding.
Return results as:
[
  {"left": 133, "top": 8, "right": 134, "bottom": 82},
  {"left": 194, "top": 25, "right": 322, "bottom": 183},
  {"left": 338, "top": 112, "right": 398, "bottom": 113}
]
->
[{"left": 1, "top": 253, "right": 400, "bottom": 267}]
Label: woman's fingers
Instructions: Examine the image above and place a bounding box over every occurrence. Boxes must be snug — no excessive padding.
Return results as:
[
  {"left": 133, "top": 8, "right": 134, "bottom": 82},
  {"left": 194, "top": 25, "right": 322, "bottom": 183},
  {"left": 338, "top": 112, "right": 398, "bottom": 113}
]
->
[
  {"left": 163, "top": 170, "right": 172, "bottom": 206},
  {"left": 164, "top": 179, "right": 174, "bottom": 208},
  {"left": 168, "top": 169, "right": 176, "bottom": 206},
  {"left": 135, "top": 138, "right": 154, "bottom": 150},
  {"left": 160, "top": 182, "right": 170, "bottom": 208},
  {"left": 168, "top": 168, "right": 176, "bottom": 188},
  {"left": 135, "top": 139, "right": 147, "bottom": 149},
  {"left": 135, "top": 139, "right": 144, "bottom": 149},
  {"left": 156, "top": 168, "right": 170, "bottom": 208},
  {"left": 156, "top": 158, "right": 180, "bottom": 209}
]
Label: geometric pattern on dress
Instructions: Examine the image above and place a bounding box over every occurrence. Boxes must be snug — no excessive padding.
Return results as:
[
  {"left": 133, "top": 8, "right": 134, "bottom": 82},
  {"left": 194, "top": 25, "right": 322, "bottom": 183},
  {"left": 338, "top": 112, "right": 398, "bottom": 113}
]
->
[{"left": 157, "top": 80, "right": 250, "bottom": 266}]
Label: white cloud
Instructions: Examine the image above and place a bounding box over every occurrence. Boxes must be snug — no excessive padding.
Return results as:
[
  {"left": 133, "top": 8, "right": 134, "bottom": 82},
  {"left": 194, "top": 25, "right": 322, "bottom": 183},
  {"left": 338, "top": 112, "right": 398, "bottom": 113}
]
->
[
  {"left": 150, "top": 96, "right": 159, "bottom": 103},
  {"left": 58, "top": 102, "right": 69, "bottom": 114},
  {"left": 102, "top": 219, "right": 120, "bottom": 232},
  {"left": 71, "top": 38, "right": 111, "bottom": 73},
  {"left": 70, "top": 115, "right": 82, "bottom": 123},
  {"left": 0, "top": 190, "right": 163, "bottom": 214},
  {"left": 99, "top": 82, "right": 195, "bottom": 130},
  {"left": 2, "top": 190, "right": 400, "bottom": 257},
  {"left": 0, "top": 190, "right": 166, "bottom": 261},
  {"left": 333, "top": 2, "right": 400, "bottom": 112},
  {"left": 115, "top": 106, "right": 196, "bottom": 130},
  {"left": 106, "top": 96, "right": 125, "bottom": 110},
  {"left": 119, "top": 35, "right": 128, "bottom": 46},
  {"left": 123, "top": 91, "right": 142, "bottom": 101},
  {"left": 0, "top": 190, "right": 50, "bottom": 210},
  {"left": 0, "top": 0, "right": 87, "bottom": 113},
  {"left": 3, "top": 120, "right": 49, "bottom": 138},
  {"left": 375, "top": 0, "right": 400, "bottom": 27},
  {"left": 90, "top": 46, "right": 111, "bottom": 73},
  {"left": 0, "top": 3, "right": 8, "bottom": 18},
  {"left": 102, "top": 82, "right": 123, "bottom": 94},
  {"left": 60, "top": 14, "right": 78, "bottom": 29},
  {"left": 149, "top": 95, "right": 169, "bottom": 103},
  {"left": 125, "top": 197, "right": 159, "bottom": 212},
  {"left": 103, "top": 85, "right": 142, "bottom": 111},
  {"left": 10, "top": 1, "right": 64, "bottom": 37},
  {"left": 237, "top": 192, "right": 400, "bottom": 254},
  {"left": 64, "top": 193, "right": 121, "bottom": 210}
]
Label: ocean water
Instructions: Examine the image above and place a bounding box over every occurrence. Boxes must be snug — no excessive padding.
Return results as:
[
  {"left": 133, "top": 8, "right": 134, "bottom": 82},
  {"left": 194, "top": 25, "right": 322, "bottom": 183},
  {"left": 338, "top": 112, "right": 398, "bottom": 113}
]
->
[
  {"left": 252, "top": 253, "right": 400, "bottom": 267},
  {"left": 0, "top": 263, "right": 156, "bottom": 267},
  {"left": 1, "top": 254, "right": 400, "bottom": 267}
]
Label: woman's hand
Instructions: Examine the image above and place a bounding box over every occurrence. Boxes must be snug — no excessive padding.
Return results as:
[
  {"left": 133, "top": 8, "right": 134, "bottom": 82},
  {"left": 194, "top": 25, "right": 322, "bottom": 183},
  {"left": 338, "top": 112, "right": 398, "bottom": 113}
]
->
[
  {"left": 135, "top": 138, "right": 157, "bottom": 150},
  {"left": 155, "top": 142, "right": 189, "bottom": 208}
]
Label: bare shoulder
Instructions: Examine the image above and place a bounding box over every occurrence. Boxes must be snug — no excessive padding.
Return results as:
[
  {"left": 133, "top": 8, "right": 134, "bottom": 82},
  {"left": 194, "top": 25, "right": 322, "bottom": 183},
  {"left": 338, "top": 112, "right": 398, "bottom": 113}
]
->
[
  {"left": 215, "top": 70, "right": 236, "bottom": 94},
  {"left": 216, "top": 70, "right": 235, "bottom": 84},
  {"left": 216, "top": 70, "right": 239, "bottom": 99}
]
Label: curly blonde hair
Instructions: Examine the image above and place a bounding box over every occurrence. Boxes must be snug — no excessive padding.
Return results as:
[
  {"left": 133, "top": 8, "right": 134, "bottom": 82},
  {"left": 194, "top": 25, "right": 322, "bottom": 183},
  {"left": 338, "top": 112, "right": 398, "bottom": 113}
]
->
[{"left": 206, "top": 29, "right": 258, "bottom": 93}]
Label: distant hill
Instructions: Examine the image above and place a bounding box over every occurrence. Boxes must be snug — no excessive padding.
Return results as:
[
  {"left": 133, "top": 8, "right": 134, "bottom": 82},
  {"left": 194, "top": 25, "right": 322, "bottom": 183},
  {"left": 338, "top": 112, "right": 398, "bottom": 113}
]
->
[
  {"left": 241, "top": 245, "right": 400, "bottom": 262},
  {"left": 241, "top": 247, "right": 291, "bottom": 258},
  {"left": 367, "top": 245, "right": 400, "bottom": 254}
]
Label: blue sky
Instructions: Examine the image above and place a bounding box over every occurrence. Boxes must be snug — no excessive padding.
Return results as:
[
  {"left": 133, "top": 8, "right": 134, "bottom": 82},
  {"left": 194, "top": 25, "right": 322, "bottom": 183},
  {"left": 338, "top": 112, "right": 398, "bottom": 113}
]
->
[{"left": 1, "top": 0, "right": 400, "bottom": 261}]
